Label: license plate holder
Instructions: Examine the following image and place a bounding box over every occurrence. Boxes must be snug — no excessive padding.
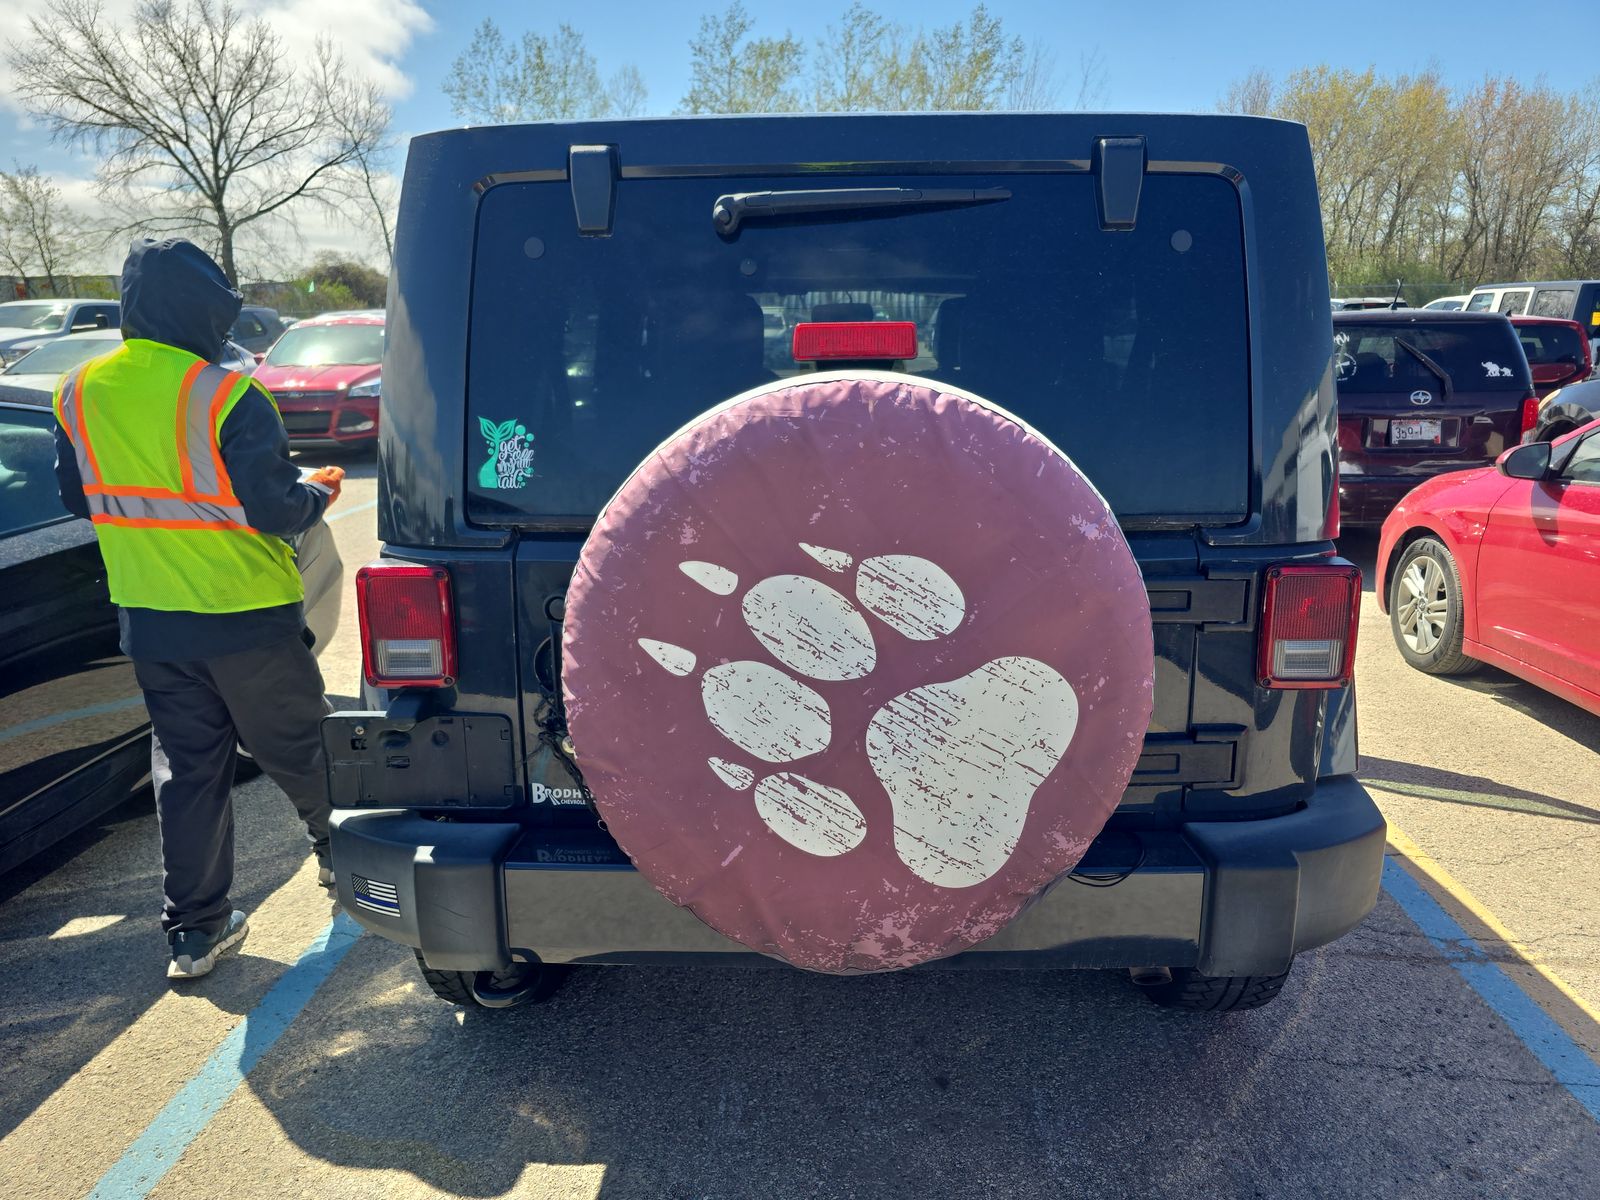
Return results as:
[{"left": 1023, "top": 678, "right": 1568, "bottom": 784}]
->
[
  {"left": 321, "top": 711, "right": 520, "bottom": 807},
  {"left": 1390, "top": 418, "right": 1443, "bottom": 446}
]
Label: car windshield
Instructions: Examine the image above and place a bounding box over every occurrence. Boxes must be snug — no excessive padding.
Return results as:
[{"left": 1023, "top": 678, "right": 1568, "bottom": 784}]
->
[
  {"left": 0, "top": 303, "right": 68, "bottom": 332},
  {"left": 1333, "top": 321, "right": 1528, "bottom": 393},
  {"left": 2, "top": 336, "right": 117, "bottom": 376},
  {"left": 467, "top": 171, "right": 1251, "bottom": 528},
  {"left": 262, "top": 323, "right": 383, "bottom": 367}
]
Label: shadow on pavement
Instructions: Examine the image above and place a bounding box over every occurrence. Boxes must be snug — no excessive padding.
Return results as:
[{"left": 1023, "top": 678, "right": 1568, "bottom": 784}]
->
[
  {"left": 0, "top": 779, "right": 314, "bottom": 1140},
  {"left": 241, "top": 902, "right": 1600, "bottom": 1200},
  {"left": 1361, "top": 755, "right": 1600, "bottom": 825}
]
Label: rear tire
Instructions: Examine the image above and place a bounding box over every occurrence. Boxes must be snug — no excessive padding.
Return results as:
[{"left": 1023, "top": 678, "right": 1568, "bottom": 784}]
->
[
  {"left": 412, "top": 949, "right": 571, "bottom": 1008},
  {"left": 1139, "top": 966, "right": 1291, "bottom": 1012},
  {"left": 1389, "top": 537, "right": 1481, "bottom": 676}
]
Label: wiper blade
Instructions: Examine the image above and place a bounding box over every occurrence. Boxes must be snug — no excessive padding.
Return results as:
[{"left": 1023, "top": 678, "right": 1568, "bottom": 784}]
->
[
  {"left": 711, "top": 186, "right": 1011, "bottom": 236},
  {"left": 1394, "top": 337, "right": 1455, "bottom": 401}
]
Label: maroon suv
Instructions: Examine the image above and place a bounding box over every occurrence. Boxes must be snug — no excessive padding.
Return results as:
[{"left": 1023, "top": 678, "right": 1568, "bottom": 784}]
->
[
  {"left": 1333, "top": 310, "right": 1537, "bottom": 527},
  {"left": 1509, "top": 314, "right": 1592, "bottom": 398}
]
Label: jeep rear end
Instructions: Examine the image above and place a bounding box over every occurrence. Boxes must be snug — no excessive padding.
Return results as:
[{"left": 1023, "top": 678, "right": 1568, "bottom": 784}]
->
[{"left": 327, "top": 113, "right": 1385, "bottom": 1011}]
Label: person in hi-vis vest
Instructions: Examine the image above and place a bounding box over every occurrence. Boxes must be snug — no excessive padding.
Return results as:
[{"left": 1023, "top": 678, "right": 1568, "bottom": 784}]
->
[{"left": 53, "top": 238, "right": 346, "bottom": 980}]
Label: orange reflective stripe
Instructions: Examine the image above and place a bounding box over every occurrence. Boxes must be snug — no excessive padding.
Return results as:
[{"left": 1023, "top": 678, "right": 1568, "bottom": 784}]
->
[
  {"left": 173, "top": 361, "right": 206, "bottom": 499},
  {"left": 202, "top": 370, "right": 241, "bottom": 502},
  {"left": 91, "top": 514, "right": 258, "bottom": 533}
]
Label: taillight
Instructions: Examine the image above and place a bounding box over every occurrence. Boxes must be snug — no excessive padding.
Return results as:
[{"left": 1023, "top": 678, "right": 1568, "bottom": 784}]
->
[
  {"left": 792, "top": 321, "right": 917, "bottom": 361},
  {"left": 1520, "top": 394, "right": 1540, "bottom": 439},
  {"left": 1258, "top": 564, "right": 1361, "bottom": 689},
  {"left": 356, "top": 564, "right": 457, "bottom": 688}
]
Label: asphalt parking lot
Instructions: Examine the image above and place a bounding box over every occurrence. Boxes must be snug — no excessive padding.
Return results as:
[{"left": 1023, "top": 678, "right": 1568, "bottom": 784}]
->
[{"left": 1, "top": 482, "right": 1597, "bottom": 1200}]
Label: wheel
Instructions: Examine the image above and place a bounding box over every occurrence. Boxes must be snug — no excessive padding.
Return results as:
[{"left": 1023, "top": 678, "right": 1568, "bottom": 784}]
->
[
  {"left": 1138, "top": 966, "right": 1291, "bottom": 1012},
  {"left": 1389, "top": 537, "right": 1481, "bottom": 676},
  {"left": 412, "top": 949, "right": 571, "bottom": 1008}
]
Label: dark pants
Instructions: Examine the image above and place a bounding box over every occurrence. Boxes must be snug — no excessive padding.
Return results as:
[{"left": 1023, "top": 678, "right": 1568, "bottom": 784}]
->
[{"left": 134, "top": 635, "right": 332, "bottom": 938}]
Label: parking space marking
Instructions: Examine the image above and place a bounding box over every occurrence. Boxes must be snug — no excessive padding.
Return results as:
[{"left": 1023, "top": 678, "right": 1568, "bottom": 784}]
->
[
  {"left": 85, "top": 913, "right": 362, "bottom": 1200},
  {"left": 1386, "top": 821, "right": 1600, "bottom": 1033},
  {"left": 1382, "top": 857, "right": 1600, "bottom": 1122},
  {"left": 325, "top": 498, "right": 376, "bottom": 524}
]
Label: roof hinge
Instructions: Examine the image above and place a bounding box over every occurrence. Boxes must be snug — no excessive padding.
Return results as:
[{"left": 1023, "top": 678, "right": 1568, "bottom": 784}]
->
[
  {"left": 568, "top": 145, "right": 618, "bottom": 236},
  {"left": 1092, "top": 136, "right": 1146, "bottom": 232}
]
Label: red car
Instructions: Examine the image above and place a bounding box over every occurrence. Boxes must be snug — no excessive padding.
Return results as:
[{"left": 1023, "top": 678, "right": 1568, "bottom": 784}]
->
[
  {"left": 1376, "top": 417, "right": 1600, "bottom": 716},
  {"left": 251, "top": 311, "right": 383, "bottom": 449},
  {"left": 1509, "top": 314, "right": 1591, "bottom": 398}
]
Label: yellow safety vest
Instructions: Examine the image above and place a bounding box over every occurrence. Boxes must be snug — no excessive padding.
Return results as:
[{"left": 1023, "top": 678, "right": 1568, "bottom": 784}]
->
[{"left": 53, "top": 339, "right": 303, "bottom": 613}]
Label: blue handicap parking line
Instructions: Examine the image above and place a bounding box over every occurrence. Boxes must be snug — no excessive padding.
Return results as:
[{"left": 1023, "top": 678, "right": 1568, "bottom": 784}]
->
[
  {"left": 87, "top": 912, "right": 363, "bottom": 1199},
  {"left": 1383, "top": 859, "right": 1600, "bottom": 1122},
  {"left": 325, "top": 498, "right": 376, "bottom": 523},
  {"left": 0, "top": 696, "right": 146, "bottom": 748}
]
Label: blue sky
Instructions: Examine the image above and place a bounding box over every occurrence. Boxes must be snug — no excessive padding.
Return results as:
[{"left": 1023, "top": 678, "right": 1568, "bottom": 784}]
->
[{"left": 0, "top": 0, "right": 1590, "bottom": 268}]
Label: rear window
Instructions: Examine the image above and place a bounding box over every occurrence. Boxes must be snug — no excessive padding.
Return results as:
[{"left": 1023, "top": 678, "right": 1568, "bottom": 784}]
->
[
  {"left": 1333, "top": 320, "right": 1528, "bottom": 393},
  {"left": 1516, "top": 323, "right": 1587, "bottom": 366},
  {"left": 1531, "top": 288, "right": 1575, "bottom": 318},
  {"left": 466, "top": 172, "right": 1250, "bottom": 528}
]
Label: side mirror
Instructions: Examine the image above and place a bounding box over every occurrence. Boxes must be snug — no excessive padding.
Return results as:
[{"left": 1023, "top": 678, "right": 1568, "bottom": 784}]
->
[{"left": 1497, "top": 442, "right": 1552, "bottom": 480}]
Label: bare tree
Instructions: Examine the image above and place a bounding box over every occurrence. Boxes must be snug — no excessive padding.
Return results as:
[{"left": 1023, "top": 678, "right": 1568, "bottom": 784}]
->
[
  {"left": 0, "top": 164, "right": 94, "bottom": 296},
  {"left": 605, "top": 65, "right": 651, "bottom": 118},
  {"left": 8, "top": 0, "right": 390, "bottom": 283},
  {"left": 1219, "top": 68, "right": 1274, "bottom": 116},
  {"left": 331, "top": 79, "right": 398, "bottom": 268}
]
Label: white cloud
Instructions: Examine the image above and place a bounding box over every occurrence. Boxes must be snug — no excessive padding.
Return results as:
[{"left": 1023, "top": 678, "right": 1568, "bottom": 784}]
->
[
  {"left": 0, "top": 0, "right": 429, "bottom": 103},
  {"left": 259, "top": 0, "right": 433, "bottom": 100}
]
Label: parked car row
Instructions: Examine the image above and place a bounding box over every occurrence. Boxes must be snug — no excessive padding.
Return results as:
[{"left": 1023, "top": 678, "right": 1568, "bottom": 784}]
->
[
  {"left": 0, "top": 300, "right": 383, "bottom": 451},
  {"left": 1328, "top": 293, "right": 1600, "bottom": 717}
]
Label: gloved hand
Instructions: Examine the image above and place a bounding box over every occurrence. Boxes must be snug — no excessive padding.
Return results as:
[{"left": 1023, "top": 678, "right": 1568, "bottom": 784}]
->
[{"left": 306, "top": 465, "right": 345, "bottom": 507}]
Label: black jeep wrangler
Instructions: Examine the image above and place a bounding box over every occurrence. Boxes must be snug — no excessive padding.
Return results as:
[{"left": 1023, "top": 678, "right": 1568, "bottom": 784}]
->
[{"left": 327, "top": 113, "right": 1385, "bottom": 1012}]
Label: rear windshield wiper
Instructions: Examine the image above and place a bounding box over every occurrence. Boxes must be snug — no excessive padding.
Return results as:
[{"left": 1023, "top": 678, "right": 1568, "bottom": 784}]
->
[
  {"left": 712, "top": 186, "right": 1011, "bottom": 237},
  {"left": 1393, "top": 337, "right": 1455, "bottom": 401}
]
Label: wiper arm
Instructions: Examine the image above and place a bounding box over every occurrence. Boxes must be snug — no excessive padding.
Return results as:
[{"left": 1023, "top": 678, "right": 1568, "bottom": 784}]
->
[
  {"left": 1394, "top": 337, "right": 1455, "bottom": 401},
  {"left": 711, "top": 186, "right": 1011, "bottom": 236}
]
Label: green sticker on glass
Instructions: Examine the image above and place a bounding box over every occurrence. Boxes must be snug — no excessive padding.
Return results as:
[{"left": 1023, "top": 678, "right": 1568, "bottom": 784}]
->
[{"left": 478, "top": 417, "right": 536, "bottom": 490}]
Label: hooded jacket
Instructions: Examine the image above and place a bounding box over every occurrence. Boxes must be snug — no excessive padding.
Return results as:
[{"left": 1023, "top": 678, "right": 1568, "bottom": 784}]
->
[{"left": 53, "top": 238, "right": 327, "bottom": 660}]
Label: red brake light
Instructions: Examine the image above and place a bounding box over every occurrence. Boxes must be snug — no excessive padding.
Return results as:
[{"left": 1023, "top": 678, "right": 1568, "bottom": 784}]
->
[
  {"left": 1258, "top": 564, "right": 1361, "bottom": 689},
  {"left": 792, "top": 321, "right": 917, "bottom": 362},
  {"left": 356, "top": 564, "right": 457, "bottom": 688},
  {"left": 1520, "top": 395, "right": 1540, "bottom": 438}
]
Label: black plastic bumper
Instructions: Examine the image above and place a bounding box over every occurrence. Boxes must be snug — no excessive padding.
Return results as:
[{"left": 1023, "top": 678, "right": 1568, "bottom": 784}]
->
[{"left": 330, "top": 774, "right": 1385, "bottom": 976}]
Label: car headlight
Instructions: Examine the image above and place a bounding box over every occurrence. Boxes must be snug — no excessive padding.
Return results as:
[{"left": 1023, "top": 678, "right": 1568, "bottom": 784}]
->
[{"left": 348, "top": 377, "right": 380, "bottom": 399}]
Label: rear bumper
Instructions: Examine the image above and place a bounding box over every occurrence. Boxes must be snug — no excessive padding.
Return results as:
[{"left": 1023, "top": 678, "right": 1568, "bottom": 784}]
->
[
  {"left": 280, "top": 399, "right": 379, "bottom": 447},
  {"left": 330, "top": 775, "right": 1386, "bottom": 977}
]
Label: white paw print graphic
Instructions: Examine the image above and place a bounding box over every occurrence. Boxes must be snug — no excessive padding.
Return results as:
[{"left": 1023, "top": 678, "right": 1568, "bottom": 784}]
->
[{"left": 639, "top": 545, "right": 1079, "bottom": 889}]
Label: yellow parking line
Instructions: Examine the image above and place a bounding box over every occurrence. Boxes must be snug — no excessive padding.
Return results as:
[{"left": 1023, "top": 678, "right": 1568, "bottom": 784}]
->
[{"left": 1387, "top": 820, "right": 1600, "bottom": 1046}]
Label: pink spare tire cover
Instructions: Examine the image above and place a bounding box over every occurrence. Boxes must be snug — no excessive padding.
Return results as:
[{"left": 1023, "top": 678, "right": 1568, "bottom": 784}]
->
[{"left": 563, "top": 372, "right": 1154, "bottom": 974}]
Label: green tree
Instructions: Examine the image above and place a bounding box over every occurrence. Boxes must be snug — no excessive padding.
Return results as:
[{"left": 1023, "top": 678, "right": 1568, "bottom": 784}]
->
[
  {"left": 443, "top": 18, "right": 649, "bottom": 123},
  {"left": 682, "top": 3, "right": 804, "bottom": 114},
  {"left": 810, "top": 4, "right": 1063, "bottom": 114}
]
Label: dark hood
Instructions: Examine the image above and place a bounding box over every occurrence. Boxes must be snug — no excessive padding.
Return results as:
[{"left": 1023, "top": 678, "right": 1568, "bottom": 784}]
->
[{"left": 119, "top": 238, "right": 242, "bottom": 362}]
